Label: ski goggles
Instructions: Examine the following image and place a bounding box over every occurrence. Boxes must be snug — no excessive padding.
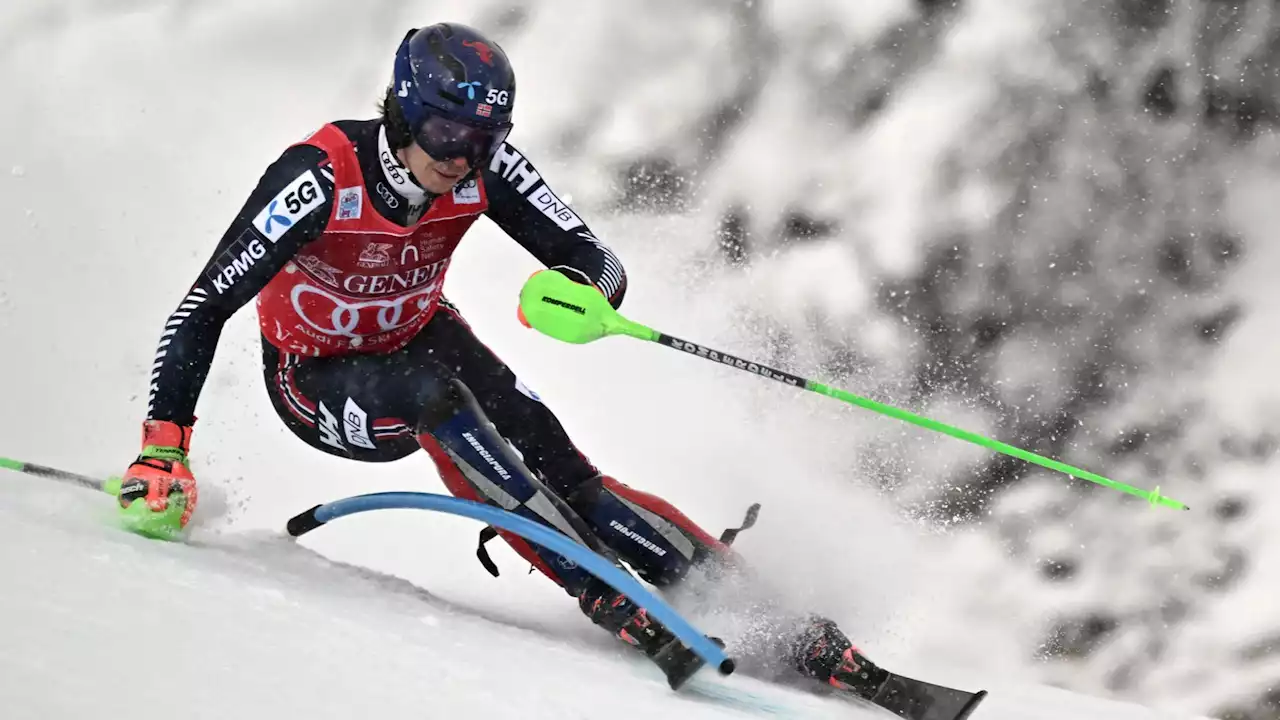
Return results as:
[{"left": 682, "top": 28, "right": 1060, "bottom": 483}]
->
[{"left": 413, "top": 114, "right": 511, "bottom": 168}]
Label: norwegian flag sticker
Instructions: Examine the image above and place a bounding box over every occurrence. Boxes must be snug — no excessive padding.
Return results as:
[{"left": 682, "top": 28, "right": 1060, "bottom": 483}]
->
[{"left": 476, "top": 103, "right": 493, "bottom": 118}]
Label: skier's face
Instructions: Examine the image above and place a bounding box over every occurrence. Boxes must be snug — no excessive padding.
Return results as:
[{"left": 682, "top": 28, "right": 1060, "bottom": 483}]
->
[{"left": 399, "top": 143, "right": 470, "bottom": 194}]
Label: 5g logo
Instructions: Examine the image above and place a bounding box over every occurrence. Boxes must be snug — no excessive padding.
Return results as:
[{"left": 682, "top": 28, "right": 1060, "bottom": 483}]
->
[
  {"left": 454, "top": 82, "right": 508, "bottom": 106},
  {"left": 252, "top": 170, "right": 325, "bottom": 243},
  {"left": 285, "top": 180, "right": 319, "bottom": 214}
]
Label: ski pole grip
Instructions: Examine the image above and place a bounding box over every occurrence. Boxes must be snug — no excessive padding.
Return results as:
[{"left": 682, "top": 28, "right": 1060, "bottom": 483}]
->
[{"left": 286, "top": 504, "right": 328, "bottom": 537}]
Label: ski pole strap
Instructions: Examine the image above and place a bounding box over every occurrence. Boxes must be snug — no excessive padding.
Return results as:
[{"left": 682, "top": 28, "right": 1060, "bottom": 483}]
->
[
  {"left": 719, "top": 503, "right": 761, "bottom": 546},
  {"left": 140, "top": 445, "right": 187, "bottom": 463},
  {"left": 476, "top": 526, "right": 501, "bottom": 577}
]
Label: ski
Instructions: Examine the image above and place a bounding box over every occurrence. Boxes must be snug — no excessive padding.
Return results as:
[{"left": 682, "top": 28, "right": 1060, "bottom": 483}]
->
[
  {"left": 655, "top": 638, "right": 710, "bottom": 690},
  {"left": 656, "top": 636, "right": 730, "bottom": 690},
  {"left": 864, "top": 671, "right": 987, "bottom": 720}
]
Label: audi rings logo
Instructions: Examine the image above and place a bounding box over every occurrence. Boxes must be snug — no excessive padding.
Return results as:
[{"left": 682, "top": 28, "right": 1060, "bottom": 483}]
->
[{"left": 290, "top": 283, "right": 439, "bottom": 339}]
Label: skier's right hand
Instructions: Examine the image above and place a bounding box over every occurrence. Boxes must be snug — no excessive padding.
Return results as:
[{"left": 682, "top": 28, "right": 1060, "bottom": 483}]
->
[{"left": 117, "top": 420, "right": 199, "bottom": 540}]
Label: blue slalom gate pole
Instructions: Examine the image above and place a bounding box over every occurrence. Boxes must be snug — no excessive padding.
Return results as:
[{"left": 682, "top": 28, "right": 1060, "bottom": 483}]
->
[{"left": 286, "top": 491, "right": 734, "bottom": 677}]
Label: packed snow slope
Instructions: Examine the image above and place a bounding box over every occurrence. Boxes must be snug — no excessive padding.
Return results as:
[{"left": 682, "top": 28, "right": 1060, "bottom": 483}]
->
[
  {"left": 2, "top": 1, "right": 1279, "bottom": 719},
  {"left": 0, "top": 475, "right": 1200, "bottom": 720}
]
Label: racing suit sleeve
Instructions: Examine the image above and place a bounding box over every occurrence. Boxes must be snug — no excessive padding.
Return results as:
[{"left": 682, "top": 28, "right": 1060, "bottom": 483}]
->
[
  {"left": 145, "top": 144, "right": 336, "bottom": 426},
  {"left": 482, "top": 143, "right": 627, "bottom": 308}
]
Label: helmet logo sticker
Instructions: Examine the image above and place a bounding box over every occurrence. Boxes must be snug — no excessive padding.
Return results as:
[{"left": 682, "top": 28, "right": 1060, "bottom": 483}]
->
[
  {"left": 476, "top": 104, "right": 492, "bottom": 118},
  {"left": 396, "top": 80, "right": 411, "bottom": 98},
  {"left": 456, "top": 81, "right": 482, "bottom": 100},
  {"left": 461, "top": 40, "right": 495, "bottom": 66}
]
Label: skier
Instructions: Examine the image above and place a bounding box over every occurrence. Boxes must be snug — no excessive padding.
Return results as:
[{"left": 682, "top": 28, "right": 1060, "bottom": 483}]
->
[{"left": 118, "top": 22, "right": 887, "bottom": 698}]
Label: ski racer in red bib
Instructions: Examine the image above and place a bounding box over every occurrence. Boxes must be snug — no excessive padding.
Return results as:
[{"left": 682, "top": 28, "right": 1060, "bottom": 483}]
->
[{"left": 118, "top": 22, "right": 888, "bottom": 698}]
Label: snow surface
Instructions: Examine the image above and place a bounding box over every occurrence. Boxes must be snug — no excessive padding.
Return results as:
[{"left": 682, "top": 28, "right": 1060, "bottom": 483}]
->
[{"left": 1, "top": 474, "right": 1196, "bottom": 720}]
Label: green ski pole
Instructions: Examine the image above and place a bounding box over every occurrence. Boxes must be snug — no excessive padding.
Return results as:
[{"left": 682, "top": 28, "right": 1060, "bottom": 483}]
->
[
  {"left": 518, "top": 270, "right": 1188, "bottom": 511},
  {"left": 0, "top": 456, "right": 120, "bottom": 494},
  {"left": 1, "top": 456, "right": 190, "bottom": 539}
]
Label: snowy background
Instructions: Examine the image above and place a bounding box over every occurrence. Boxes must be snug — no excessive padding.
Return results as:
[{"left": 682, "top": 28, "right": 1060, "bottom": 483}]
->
[{"left": 3, "top": 1, "right": 1279, "bottom": 718}]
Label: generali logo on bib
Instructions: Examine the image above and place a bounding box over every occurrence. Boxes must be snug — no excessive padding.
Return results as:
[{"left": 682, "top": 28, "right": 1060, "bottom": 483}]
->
[
  {"left": 357, "top": 242, "right": 393, "bottom": 268},
  {"left": 293, "top": 252, "right": 450, "bottom": 298},
  {"left": 339, "top": 259, "right": 448, "bottom": 296},
  {"left": 293, "top": 249, "right": 453, "bottom": 294}
]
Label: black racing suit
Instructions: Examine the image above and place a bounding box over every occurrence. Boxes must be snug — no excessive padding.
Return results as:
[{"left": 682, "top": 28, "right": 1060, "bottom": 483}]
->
[{"left": 143, "top": 118, "right": 721, "bottom": 590}]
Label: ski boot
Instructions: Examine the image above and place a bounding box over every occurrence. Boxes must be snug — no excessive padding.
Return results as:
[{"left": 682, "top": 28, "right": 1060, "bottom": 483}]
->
[
  {"left": 792, "top": 616, "right": 989, "bottom": 720},
  {"left": 792, "top": 616, "right": 890, "bottom": 700},
  {"left": 578, "top": 581, "right": 712, "bottom": 689}
]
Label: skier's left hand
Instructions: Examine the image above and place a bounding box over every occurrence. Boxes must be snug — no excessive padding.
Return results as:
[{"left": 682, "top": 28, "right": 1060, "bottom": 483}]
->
[{"left": 517, "top": 267, "right": 603, "bottom": 328}]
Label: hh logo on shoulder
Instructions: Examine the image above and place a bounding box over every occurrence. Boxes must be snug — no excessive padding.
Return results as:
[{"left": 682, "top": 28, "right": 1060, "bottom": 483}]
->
[
  {"left": 253, "top": 170, "right": 325, "bottom": 242},
  {"left": 453, "top": 179, "right": 481, "bottom": 205}
]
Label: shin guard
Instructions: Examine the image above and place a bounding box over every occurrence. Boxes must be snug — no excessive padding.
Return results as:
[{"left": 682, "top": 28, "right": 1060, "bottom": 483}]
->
[
  {"left": 418, "top": 379, "right": 614, "bottom": 595},
  {"left": 567, "top": 475, "right": 731, "bottom": 586}
]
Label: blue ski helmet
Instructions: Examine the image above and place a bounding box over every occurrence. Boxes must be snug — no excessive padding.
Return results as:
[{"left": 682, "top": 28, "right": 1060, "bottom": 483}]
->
[{"left": 388, "top": 23, "right": 515, "bottom": 167}]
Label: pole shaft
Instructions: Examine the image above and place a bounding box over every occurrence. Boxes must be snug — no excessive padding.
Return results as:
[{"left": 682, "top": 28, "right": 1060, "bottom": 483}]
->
[
  {"left": 656, "top": 333, "right": 808, "bottom": 388},
  {"left": 646, "top": 335, "right": 1185, "bottom": 510},
  {"left": 1, "top": 457, "right": 108, "bottom": 492}
]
